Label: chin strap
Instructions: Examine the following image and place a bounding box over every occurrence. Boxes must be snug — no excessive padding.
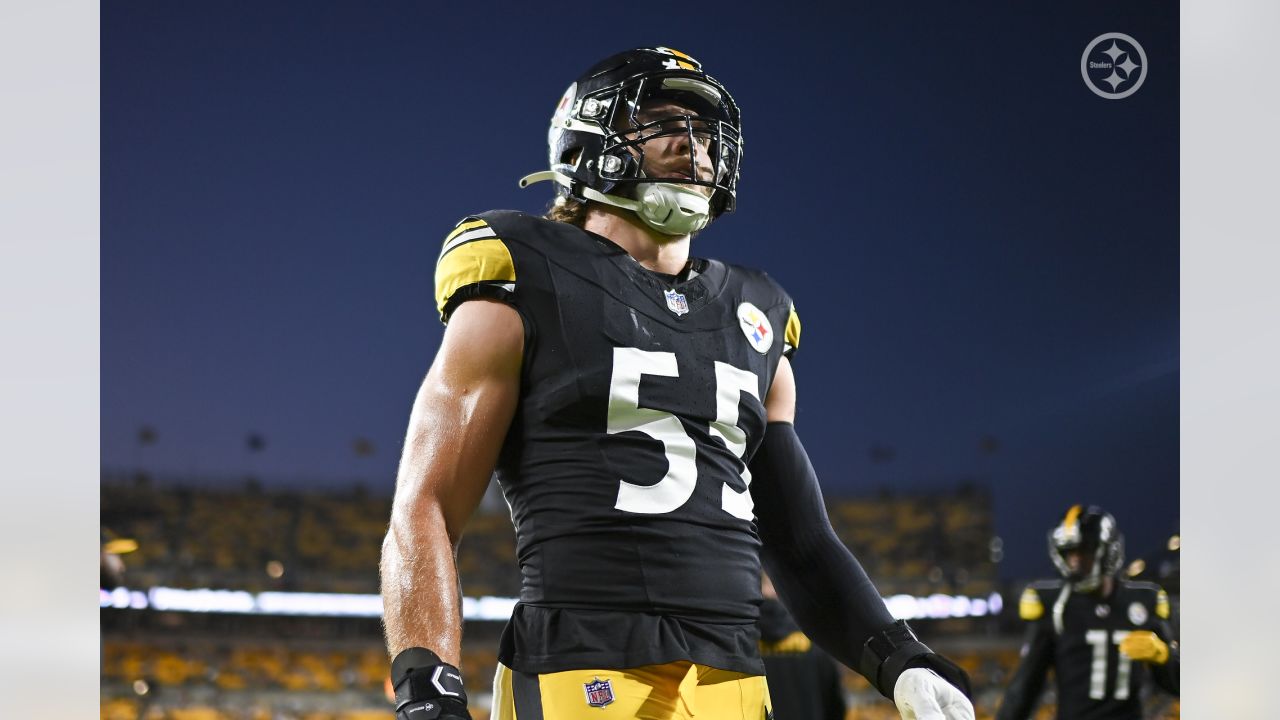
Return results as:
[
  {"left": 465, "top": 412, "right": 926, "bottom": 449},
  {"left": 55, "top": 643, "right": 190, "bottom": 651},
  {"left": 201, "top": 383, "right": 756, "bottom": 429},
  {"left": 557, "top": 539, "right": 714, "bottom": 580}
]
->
[{"left": 518, "top": 170, "right": 710, "bottom": 236}]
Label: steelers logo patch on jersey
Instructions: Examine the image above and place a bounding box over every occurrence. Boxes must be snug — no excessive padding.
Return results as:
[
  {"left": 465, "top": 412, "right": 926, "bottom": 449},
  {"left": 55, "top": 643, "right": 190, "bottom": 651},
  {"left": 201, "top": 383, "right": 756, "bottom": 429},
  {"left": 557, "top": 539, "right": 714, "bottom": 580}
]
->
[
  {"left": 737, "top": 302, "right": 773, "bottom": 353},
  {"left": 1128, "top": 601, "right": 1149, "bottom": 625}
]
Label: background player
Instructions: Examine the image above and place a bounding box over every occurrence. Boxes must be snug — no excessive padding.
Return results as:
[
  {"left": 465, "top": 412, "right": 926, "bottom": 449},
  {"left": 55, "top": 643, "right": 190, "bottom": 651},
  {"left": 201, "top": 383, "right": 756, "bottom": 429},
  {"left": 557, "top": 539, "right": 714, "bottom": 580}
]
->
[
  {"left": 380, "top": 48, "right": 973, "bottom": 720},
  {"left": 996, "top": 505, "right": 1179, "bottom": 720}
]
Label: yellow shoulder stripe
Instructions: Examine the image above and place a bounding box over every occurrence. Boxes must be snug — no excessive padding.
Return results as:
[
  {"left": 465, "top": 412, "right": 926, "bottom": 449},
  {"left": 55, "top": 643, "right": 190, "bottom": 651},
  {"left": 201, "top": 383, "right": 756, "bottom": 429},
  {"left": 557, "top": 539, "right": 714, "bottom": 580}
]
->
[
  {"left": 440, "top": 219, "right": 498, "bottom": 260},
  {"left": 1156, "top": 590, "right": 1170, "bottom": 619},
  {"left": 445, "top": 218, "right": 488, "bottom": 243},
  {"left": 784, "top": 305, "right": 801, "bottom": 353},
  {"left": 434, "top": 238, "right": 516, "bottom": 316},
  {"left": 1019, "top": 587, "right": 1044, "bottom": 621}
]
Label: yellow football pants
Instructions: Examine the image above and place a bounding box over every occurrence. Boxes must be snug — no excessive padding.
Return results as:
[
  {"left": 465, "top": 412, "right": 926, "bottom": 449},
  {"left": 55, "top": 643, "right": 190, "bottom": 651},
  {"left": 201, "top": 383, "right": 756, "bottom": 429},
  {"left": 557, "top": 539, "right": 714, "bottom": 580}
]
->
[{"left": 491, "top": 660, "right": 772, "bottom": 720}]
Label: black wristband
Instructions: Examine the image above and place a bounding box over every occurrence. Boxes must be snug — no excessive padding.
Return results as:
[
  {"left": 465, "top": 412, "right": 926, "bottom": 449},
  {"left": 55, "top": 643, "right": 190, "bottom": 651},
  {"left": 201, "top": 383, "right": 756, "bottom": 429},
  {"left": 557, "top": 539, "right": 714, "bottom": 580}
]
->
[
  {"left": 859, "top": 620, "right": 973, "bottom": 701},
  {"left": 859, "top": 620, "right": 933, "bottom": 698},
  {"left": 390, "top": 647, "right": 468, "bottom": 710}
]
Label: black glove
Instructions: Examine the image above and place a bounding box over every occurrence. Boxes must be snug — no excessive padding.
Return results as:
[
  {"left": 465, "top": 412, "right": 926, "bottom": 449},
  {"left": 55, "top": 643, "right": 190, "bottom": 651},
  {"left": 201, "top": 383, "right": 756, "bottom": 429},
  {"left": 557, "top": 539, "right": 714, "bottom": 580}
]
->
[
  {"left": 391, "top": 647, "right": 470, "bottom": 720},
  {"left": 859, "top": 620, "right": 972, "bottom": 700}
]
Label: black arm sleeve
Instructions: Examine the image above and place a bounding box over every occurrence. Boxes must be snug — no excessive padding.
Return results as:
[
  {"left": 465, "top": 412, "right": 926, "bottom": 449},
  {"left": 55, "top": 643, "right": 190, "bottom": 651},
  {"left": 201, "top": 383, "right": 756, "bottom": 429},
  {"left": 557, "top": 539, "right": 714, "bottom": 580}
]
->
[
  {"left": 1149, "top": 617, "right": 1179, "bottom": 696},
  {"left": 750, "top": 422, "right": 893, "bottom": 666},
  {"left": 994, "top": 621, "right": 1054, "bottom": 720},
  {"left": 750, "top": 422, "right": 967, "bottom": 699}
]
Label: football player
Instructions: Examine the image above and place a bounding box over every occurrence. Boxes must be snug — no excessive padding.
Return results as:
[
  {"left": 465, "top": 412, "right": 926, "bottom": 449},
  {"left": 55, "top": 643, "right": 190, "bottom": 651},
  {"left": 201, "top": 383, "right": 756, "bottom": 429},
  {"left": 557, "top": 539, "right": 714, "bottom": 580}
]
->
[
  {"left": 995, "top": 506, "right": 1179, "bottom": 720},
  {"left": 380, "top": 48, "right": 974, "bottom": 720}
]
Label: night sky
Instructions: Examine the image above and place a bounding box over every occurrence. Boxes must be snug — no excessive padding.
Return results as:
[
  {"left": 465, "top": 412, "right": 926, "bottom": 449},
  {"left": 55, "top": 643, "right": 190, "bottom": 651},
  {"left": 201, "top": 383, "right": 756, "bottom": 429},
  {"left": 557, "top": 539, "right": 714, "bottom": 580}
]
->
[{"left": 101, "top": 1, "right": 1178, "bottom": 580}]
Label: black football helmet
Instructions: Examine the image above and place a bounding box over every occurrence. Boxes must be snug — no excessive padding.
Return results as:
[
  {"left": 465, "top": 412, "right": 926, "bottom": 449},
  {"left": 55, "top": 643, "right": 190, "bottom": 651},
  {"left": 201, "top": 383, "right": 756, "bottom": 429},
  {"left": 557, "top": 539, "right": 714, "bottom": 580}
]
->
[
  {"left": 519, "top": 47, "right": 742, "bottom": 235},
  {"left": 1048, "top": 505, "right": 1124, "bottom": 592}
]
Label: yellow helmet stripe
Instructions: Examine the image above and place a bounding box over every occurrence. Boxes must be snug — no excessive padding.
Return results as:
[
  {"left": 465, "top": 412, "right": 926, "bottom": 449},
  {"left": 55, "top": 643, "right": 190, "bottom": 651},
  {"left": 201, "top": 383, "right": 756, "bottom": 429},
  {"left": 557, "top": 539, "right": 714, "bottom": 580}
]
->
[{"left": 1063, "top": 504, "right": 1083, "bottom": 529}]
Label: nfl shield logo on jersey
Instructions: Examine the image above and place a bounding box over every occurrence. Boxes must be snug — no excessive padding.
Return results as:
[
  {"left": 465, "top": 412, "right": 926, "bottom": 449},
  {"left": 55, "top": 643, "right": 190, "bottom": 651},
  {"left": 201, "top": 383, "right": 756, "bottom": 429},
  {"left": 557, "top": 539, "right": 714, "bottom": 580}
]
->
[
  {"left": 664, "top": 288, "right": 689, "bottom": 316},
  {"left": 584, "top": 677, "right": 615, "bottom": 708}
]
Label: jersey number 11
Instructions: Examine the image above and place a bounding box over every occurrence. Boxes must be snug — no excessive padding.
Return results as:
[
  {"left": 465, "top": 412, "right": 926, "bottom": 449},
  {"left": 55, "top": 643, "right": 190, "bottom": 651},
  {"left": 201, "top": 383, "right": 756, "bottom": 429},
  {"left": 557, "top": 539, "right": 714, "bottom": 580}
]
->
[{"left": 1085, "top": 629, "right": 1133, "bottom": 700}]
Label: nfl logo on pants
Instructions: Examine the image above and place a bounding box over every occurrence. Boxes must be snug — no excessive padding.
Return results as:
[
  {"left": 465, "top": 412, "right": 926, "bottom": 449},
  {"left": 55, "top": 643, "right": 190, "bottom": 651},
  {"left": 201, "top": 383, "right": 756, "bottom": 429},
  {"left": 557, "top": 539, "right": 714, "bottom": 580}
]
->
[{"left": 584, "top": 677, "right": 615, "bottom": 708}]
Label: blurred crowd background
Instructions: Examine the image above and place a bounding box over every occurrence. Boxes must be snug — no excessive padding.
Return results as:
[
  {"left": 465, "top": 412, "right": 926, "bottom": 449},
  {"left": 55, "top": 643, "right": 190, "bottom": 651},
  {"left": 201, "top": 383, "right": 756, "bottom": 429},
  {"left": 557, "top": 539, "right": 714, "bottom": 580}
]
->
[{"left": 100, "top": 472, "right": 1179, "bottom": 720}]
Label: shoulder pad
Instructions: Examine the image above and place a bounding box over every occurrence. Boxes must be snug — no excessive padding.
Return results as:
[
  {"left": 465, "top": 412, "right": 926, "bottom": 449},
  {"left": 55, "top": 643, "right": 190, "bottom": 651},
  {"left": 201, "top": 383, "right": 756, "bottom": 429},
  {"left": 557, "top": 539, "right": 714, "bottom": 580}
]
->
[
  {"left": 784, "top": 303, "right": 801, "bottom": 359},
  {"left": 1026, "top": 579, "right": 1064, "bottom": 591},
  {"left": 434, "top": 215, "right": 517, "bottom": 323},
  {"left": 1123, "top": 579, "right": 1162, "bottom": 591},
  {"left": 471, "top": 209, "right": 541, "bottom": 238},
  {"left": 1121, "top": 580, "right": 1163, "bottom": 599},
  {"left": 1119, "top": 580, "right": 1171, "bottom": 619},
  {"left": 1018, "top": 580, "right": 1062, "bottom": 621},
  {"left": 730, "top": 266, "right": 801, "bottom": 358},
  {"left": 1019, "top": 586, "right": 1045, "bottom": 621}
]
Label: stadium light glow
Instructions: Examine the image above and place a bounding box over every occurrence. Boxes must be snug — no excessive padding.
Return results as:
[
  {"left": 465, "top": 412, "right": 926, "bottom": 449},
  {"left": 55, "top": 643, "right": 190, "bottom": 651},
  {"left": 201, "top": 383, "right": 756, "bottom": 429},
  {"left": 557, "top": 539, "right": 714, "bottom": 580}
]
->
[
  {"left": 257, "top": 592, "right": 385, "bottom": 617},
  {"left": 103, "top": 586, "right": 1003, "bottom": 621},
  {"left": 148, "top": 587, "right": 255, "bottom": 614}
]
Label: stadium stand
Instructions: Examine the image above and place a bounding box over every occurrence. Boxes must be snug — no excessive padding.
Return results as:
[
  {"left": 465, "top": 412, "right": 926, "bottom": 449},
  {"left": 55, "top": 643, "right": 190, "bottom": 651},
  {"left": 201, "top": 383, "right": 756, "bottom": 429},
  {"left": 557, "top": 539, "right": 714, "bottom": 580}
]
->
[
  {"left": 101, "top": 474, "right": 996, "bottom": 599},
  {"left": 101, "top": 475, "right": 1176, "bottom": 719}
]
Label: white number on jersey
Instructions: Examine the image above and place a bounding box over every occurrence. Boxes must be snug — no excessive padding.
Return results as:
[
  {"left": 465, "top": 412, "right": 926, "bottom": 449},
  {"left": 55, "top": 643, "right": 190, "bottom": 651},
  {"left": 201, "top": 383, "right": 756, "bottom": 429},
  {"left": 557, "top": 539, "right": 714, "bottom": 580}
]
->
[
  {"left": 607, "top": 347, "right": 761, "bottom": 517},
  {"left": 1085, "top": 629, "right": 1133, "bottom": 700}
]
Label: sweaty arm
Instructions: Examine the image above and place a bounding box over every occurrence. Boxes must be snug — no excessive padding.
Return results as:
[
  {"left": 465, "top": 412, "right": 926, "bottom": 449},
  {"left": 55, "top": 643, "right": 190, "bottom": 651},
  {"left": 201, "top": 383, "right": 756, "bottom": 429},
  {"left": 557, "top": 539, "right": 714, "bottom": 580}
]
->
[
  {"left": 750, "top": 357, "right": 971, "bottom": 705},
  {"left": 379, "top": 299, "right": 523, "bottom": 715},
  {"left": 994, "top": 620, "right": 1054, "bottom": 720}
]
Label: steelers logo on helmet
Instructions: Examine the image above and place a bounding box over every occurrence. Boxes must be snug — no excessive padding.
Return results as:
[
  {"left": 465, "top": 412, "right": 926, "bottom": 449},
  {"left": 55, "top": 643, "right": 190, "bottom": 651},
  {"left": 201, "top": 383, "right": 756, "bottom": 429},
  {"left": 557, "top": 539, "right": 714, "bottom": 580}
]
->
[
  {"left": 737, "top": 302, "right": 774, "bottom": 353},
  {"left": 518, "top": 48, "right": 743, "bottom": 236}
]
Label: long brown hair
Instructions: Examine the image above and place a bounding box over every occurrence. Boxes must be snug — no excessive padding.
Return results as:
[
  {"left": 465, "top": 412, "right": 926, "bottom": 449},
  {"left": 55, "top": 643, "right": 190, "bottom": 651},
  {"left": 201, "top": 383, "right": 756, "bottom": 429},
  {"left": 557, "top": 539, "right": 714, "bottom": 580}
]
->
[{"left": 544, "top": 196, "right": 590, "bottom": 228}]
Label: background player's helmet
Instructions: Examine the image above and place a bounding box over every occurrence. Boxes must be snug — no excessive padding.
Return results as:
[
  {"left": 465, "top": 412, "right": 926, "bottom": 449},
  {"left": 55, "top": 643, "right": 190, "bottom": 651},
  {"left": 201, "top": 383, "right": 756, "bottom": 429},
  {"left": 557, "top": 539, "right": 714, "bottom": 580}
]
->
[
  {"left": 1048, "top": 505, "right": 1124, "bottom": 592},
  {"left": 518, "top": 47, "right": 742, "bottom": 235}
]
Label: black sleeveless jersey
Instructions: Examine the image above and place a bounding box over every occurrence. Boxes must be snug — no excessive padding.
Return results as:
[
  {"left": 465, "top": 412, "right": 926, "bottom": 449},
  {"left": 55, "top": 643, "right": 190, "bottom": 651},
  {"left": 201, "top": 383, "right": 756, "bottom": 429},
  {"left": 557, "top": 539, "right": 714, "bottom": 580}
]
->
[
  {"left": 433, "top": 210, "right": 801, "bottom": 675},
  {"left": 997, "top": 579, "right": 1179, "bottom": 720}
]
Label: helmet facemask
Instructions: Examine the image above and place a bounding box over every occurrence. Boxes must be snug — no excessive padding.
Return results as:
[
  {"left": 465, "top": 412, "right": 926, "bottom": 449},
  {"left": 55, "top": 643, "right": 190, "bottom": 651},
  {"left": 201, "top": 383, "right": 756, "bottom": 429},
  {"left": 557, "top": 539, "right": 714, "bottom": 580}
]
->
[
  {"left": 594, "top": 75, "right": 742, "bottom": 213},
  {"left": 1047, "top": 507, "right": 1125, "bottom": 593},
  {"left": 522, "top": 49, "right": 743, "bottom": 236}
]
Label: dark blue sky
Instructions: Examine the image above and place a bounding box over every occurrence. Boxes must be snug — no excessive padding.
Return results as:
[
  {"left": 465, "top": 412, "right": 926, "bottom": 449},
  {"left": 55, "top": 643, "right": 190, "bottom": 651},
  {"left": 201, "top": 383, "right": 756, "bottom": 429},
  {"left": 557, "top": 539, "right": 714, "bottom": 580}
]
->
[{"left": 102, "top": 1, "right": 1178, "bottom": 579}]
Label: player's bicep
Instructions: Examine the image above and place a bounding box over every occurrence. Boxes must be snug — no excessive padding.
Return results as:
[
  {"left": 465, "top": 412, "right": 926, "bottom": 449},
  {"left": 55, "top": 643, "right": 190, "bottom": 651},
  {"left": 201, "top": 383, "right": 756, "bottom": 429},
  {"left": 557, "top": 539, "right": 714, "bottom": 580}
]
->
[
  {"left": 393, "top": 299, "right": 524, "bottom": 544},
  {"left": 765, "top": 355, "right": 797, "bottom": 422}
]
